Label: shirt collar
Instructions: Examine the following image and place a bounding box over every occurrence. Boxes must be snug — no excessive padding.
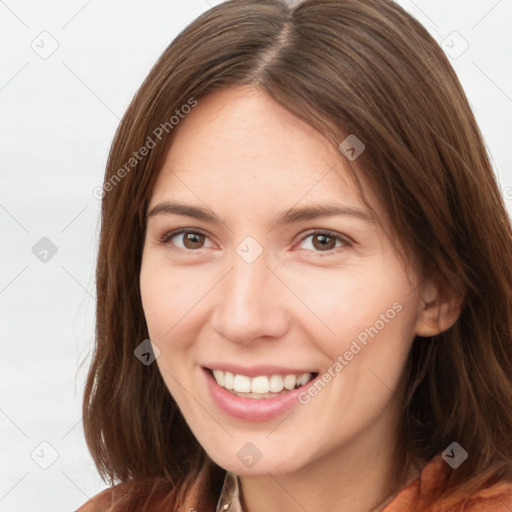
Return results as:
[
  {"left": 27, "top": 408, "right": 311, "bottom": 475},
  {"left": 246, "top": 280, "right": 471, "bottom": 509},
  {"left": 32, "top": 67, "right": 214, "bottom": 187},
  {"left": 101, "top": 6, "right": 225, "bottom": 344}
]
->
[
  {"left": 215, "top": 471, "right": 244, "bottom": 512},
  {"left": 215, "top": 462, "right": 429, "bottom": 512}
]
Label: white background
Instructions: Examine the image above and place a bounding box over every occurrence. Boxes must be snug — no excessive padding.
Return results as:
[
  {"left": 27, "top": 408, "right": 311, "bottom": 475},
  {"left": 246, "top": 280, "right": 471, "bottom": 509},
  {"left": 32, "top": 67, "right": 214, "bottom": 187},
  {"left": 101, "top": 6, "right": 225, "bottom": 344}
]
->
[{"left": 1, "top": 1, "right": 511, "bottom": 510}]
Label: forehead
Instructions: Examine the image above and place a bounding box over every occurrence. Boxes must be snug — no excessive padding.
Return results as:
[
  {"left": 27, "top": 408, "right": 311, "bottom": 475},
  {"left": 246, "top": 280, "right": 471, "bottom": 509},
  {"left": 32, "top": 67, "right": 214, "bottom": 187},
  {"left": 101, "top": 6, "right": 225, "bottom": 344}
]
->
[{"left": 149, "top": 85, "right": 381, "bottom": 222}]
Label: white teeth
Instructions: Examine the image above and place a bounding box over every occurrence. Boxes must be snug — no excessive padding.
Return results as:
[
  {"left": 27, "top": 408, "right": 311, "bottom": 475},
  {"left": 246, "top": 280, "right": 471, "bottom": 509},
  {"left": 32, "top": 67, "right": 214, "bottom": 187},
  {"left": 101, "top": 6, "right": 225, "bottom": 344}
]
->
[
  {"left": 283, "top": 374, "right": 297, "bottom": 390},
  {"left": 213, "top": 369, "right": 224, "bottom": 387},
  {"left": 224, "top": 371, "right": 234, "bottom": 390},
  {"left": 269, "top": 375, "right": 284, "bottom": 393},
  {"left": 233, "top": 374, "right": 251, "bottom": 393},
  {"left": 251, "top": 376, "right": 270, "bottom": 394},
  {"left": 211, "top": 369, "right": 315, "bottom": 396},
  {"left": 297, "top": 373, "right": 311, "bottom": 386}
]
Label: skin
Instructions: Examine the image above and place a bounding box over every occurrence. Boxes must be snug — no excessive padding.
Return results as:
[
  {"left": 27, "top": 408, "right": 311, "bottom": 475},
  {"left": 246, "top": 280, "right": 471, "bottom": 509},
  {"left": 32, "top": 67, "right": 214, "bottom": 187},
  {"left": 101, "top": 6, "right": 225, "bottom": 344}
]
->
[{"left": 139, "top": 85, "right": 461, "bottom": 512}]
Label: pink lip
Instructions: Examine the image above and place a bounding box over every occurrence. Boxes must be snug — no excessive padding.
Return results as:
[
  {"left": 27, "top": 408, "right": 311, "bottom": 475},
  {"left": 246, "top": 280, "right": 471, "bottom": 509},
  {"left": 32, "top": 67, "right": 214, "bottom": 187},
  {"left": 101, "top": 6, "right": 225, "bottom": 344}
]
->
[{"left": 203, "top": 367, "right": 319, "bottom": 422}]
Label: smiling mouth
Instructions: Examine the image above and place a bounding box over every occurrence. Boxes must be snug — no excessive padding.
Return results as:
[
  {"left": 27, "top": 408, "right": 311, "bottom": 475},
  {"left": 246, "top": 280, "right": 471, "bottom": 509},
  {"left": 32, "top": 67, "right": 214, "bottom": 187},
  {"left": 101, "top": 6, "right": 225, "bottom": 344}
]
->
[{"left": 207, "top": 368, "right": 318, "bottom": 399}]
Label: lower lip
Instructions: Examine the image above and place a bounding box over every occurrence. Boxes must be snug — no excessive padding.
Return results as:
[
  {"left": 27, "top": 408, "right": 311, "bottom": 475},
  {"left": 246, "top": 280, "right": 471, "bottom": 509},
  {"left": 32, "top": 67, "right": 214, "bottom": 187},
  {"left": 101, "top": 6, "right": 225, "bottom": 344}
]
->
[{"left": 203, "top": 368, "right": 317, "bottom": 422}]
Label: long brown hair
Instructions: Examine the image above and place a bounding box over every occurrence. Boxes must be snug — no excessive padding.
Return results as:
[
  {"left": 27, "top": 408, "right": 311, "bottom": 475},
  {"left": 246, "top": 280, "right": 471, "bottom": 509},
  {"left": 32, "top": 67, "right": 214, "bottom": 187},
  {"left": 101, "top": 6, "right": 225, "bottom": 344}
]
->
[{"left": 83, "top": 0, "right": 512, "bottom": 509}]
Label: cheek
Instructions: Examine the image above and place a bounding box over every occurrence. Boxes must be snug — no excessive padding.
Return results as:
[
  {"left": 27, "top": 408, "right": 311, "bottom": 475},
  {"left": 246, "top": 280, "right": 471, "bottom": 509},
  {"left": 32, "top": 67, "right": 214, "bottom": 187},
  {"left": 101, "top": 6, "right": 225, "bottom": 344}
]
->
[
  {"left": 323, "top": 293, "right": 417, "bottom": 416},
  {"left": 139, "top": 261, "right": 195, "bottom": 398},
  {"left": 285, "top": 262, "right": 415, "bottom": 355},
  {"left": 139, "top": 258, "right": 215, "bottom": 408},
  {"left": 139, "top": 257, "right": 208, "bottom": 344}
]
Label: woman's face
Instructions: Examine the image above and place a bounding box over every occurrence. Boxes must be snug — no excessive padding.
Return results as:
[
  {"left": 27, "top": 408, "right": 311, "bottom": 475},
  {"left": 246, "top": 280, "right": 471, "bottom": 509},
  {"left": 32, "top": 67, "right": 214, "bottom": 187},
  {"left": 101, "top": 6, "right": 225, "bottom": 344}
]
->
[{"left": 140, "top": 85, "right": 431, "bottom": 476}]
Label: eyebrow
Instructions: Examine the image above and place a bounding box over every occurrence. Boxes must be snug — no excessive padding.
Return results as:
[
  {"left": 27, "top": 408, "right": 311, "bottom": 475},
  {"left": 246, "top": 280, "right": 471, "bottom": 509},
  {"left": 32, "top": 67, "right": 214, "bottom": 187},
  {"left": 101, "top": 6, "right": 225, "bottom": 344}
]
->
[{"left": 146, "top": 201, "right": 374, "bottom": 225}]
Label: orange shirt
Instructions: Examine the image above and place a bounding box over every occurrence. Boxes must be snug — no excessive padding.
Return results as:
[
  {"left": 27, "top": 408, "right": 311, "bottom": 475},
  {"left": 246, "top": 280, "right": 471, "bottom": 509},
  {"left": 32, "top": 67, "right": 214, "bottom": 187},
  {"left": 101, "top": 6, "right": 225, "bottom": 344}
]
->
[
  {"left": 383, "top": 455, "right": 512, "bottom": 512},
  {"left": 77, "top": 454, "right": 512, "bottom": 511},
  {"left": 215, "top": 455, "right": 512, "bottom": 512}
]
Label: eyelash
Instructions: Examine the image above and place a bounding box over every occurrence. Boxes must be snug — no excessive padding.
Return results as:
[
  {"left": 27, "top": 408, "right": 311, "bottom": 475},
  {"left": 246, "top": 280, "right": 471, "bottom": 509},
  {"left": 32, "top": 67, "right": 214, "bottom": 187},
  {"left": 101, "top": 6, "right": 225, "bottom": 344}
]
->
[{"left": 158, "top": 228, "right": 352, "bottom": 256}]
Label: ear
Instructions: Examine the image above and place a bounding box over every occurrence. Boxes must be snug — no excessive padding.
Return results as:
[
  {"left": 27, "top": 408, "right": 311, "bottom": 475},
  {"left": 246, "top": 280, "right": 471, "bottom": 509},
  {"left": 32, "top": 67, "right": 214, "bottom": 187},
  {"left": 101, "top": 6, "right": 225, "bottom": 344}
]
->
[{"left": 414, "top": 280, "right": 464, "bottom": 337}]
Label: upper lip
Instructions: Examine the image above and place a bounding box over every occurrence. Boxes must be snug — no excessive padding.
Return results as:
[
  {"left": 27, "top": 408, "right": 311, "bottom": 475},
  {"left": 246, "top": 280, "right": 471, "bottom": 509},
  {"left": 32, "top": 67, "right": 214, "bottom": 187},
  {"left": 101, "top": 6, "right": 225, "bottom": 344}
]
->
[{"left": 203, "top": 363, "right": 318, "bottom": 378}]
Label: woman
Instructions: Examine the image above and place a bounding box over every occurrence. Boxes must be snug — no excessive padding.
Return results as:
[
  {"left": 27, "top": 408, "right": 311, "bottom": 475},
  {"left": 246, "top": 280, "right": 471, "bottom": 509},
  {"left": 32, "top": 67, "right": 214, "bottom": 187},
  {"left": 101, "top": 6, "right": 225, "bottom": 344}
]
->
[{"left": 77, "top": 0, "right": 512, "bottom": 510}]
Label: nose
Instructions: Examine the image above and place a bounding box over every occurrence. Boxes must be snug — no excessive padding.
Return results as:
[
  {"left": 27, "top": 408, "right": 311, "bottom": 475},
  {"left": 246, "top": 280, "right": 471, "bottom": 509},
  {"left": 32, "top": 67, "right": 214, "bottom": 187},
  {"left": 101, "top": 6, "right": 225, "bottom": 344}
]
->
[{"left": 209, "top": 247, "right": 289, "bottom": 345}]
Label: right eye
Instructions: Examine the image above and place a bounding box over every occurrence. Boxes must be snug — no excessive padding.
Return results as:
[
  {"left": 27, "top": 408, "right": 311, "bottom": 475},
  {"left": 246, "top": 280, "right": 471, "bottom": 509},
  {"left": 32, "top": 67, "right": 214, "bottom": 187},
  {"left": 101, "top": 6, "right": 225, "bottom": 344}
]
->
[{"left": 159, "top": 228, "right": 214, "bottom": 251}]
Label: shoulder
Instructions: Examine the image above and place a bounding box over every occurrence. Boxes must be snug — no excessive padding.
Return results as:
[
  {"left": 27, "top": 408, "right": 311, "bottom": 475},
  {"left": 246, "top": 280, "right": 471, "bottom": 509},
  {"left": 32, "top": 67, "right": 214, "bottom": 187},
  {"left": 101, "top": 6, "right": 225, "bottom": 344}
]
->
[
  {"left": 74, "top": 465, "right": 225, "bottom": 512},
  {"left": 385, "top": 455, "right": 512, "bottom": 512},
  {"left": 74, "top": 479, "right": 176, "bottom": 512},
  {"left": 75, "top": 486, "right": 115, "bottom": 512},
  {"left": 448, "top": 479, "right": 512, "bottom": 512},
  {"left": 427, "top": 455, "right": 512, "bottom": 512}
]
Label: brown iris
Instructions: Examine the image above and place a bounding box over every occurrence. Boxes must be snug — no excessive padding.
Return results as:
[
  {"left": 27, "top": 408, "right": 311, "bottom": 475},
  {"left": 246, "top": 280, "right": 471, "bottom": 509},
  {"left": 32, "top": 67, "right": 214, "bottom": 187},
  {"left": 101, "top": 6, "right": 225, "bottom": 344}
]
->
[
  {"left": 182, "top": 232, "right": 205, "bottom": 249},
  {"left": 312, "top": 234, "right": 336, "bottom": 251}
]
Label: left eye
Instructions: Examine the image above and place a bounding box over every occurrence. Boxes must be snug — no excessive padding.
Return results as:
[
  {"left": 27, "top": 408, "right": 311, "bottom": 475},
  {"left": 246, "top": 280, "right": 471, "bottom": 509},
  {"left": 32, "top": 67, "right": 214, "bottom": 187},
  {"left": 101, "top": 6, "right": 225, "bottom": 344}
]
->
[{"left": 297, "top": 231, "right": 350, "bottom": 253}]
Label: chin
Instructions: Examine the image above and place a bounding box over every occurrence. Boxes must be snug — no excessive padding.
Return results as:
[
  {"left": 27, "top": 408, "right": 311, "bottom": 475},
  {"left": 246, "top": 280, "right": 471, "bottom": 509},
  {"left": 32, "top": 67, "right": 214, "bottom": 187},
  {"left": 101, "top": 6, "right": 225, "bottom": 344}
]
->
[{"left": 203, "top": 439, "right": 311, "bottom": 476}]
